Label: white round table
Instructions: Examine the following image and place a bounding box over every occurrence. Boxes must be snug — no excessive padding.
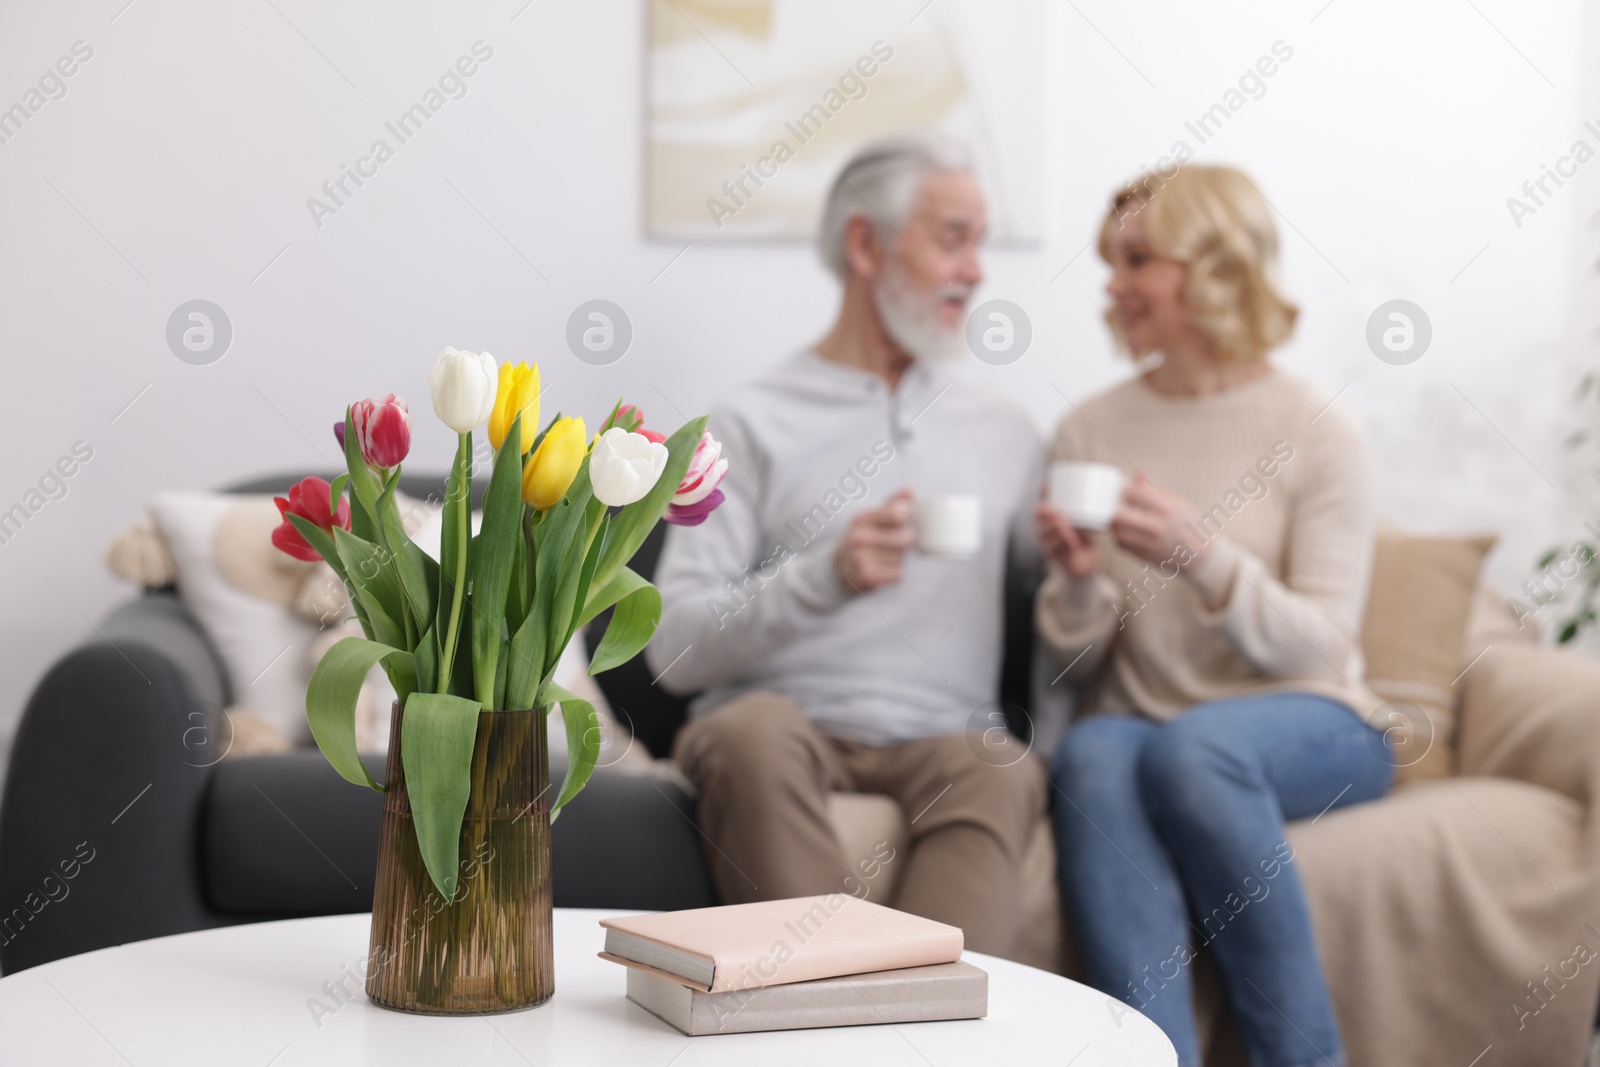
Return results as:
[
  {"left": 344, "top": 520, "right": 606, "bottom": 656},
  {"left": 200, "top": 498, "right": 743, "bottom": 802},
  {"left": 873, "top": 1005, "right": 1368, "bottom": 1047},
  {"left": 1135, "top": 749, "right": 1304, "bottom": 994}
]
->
[{"left": 0, "top": 909, "right": 1175, "bottom": 1065}]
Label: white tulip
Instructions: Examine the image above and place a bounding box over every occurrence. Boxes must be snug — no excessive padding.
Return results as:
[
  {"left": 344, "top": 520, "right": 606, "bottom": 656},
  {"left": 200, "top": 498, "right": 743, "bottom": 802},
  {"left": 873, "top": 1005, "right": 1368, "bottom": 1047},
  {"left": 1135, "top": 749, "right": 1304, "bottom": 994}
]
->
[
  {"left": 589, "top": 427, "right": 669, "bottom": 507},
  {"left": 427, "top": 347, "right": 497, "bottom": 433}
]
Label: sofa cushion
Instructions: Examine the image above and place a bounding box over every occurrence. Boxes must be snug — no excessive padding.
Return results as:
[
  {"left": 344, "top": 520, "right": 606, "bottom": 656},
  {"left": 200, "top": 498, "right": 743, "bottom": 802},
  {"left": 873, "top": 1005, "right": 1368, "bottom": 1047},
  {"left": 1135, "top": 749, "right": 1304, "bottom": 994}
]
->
[
  {"left": 1359, "top": 532, "right": 1495, "bottom": 783},
  {"left": 150, "top": 492, "right": 326, "bottom": 744},
  {"left": 826, "top": 794, "right": 909, "bottom": 901}
]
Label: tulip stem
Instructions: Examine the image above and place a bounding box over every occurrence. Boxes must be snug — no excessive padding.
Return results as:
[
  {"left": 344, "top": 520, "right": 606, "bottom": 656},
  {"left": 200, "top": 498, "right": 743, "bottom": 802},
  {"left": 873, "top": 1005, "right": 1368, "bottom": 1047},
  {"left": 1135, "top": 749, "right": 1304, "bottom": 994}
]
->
[{"left": 438, "top": 432, "right": 471, "bottom": 695}]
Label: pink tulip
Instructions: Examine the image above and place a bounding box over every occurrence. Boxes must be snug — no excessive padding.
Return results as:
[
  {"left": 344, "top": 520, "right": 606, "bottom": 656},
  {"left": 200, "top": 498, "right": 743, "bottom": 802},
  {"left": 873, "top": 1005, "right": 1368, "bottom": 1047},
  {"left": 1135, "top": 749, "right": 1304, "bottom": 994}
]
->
[
  {"left": 350, "top": 394, "right": 411, "bottom": 469},
  {"left": 664, "top": 431, "right": 727, "bottom": 526},
  {"left": 663, "top": 488, "right": 723, "bottom": 526},
  {"left": 615, "top": 403, "right": 664, "bottom": 444}
]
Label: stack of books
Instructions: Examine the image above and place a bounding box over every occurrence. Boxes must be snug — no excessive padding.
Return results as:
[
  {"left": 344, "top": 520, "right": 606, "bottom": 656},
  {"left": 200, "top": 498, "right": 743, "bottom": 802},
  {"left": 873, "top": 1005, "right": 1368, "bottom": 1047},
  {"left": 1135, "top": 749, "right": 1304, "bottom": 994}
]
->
[{"left": 599, "top": 895, "right": 988, "bottom": 1036}]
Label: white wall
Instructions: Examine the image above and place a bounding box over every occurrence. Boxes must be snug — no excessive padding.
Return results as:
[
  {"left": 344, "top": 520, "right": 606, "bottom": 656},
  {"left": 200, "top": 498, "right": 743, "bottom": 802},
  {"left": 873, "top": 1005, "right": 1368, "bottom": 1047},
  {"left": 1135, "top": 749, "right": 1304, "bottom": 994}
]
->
[{"left": 1, "top": 0, "right": 1596, "bottom": 759}]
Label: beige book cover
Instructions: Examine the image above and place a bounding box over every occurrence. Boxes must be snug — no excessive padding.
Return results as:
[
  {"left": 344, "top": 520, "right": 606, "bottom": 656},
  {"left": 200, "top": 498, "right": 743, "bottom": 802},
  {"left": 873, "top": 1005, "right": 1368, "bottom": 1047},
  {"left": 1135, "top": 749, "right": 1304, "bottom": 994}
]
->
[
  {"left": 626, "top": 960, "right": 989, "bottom": 1036},
  {"left": 598, "top": 895, "right": 964, "bottom": 993}
]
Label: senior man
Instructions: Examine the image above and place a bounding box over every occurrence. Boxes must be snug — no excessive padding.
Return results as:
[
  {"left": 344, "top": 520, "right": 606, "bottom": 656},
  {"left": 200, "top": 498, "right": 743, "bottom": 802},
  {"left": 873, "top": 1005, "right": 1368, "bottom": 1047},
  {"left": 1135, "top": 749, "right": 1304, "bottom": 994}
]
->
[{"left": 644, "top": 134, "right": 1044, "bottom": 957}]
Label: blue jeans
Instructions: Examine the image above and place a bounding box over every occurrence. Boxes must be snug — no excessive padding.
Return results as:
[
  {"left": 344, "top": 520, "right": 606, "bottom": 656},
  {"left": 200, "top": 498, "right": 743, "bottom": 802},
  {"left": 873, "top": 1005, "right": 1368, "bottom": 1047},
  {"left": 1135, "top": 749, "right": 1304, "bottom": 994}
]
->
[{"left": 1049, "top": 694, "right": 1393, "bottom": 1067}]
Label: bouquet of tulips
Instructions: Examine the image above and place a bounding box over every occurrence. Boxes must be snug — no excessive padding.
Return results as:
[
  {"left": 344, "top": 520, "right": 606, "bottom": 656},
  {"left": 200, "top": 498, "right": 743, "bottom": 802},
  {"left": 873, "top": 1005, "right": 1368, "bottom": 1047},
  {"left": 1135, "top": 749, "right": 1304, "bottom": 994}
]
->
[{"left": 271, "top": 347, "right": 726, "bottom": 899}]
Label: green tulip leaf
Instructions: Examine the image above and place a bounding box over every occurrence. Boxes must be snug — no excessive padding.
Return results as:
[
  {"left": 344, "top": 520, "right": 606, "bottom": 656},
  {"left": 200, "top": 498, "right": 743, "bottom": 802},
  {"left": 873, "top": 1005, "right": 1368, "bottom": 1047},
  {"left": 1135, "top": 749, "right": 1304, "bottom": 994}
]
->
[
  {"left": 543, "top": 468, "right": 599, "bottom": 677},
  {"left": 596, "top": 397, "right": 625, "bottom": 434},
  {"left": 306, "top": 636, "right": 412, "bottom": 791},
  {"left": 507, "top": 458, "right": 595, "bottom": 710},
  {"left": 562, "top": 503, "right": 607, "bottom": 654},
  {"left": 329, "top": 474, "right": 350, "bottom": 519},
  {"left": 577, "top": 564, "right": 649, "bottom": 631},
  {"left": 588, "top": 581, "right": 662, "bottom": 676},
  {"left": 378, "top": 486, "right": 435, "bottom": 639},
  {"left": 342, "top": 406, "right": 383, "bottom": 544},
  {"left": 412, "top": 621, "right": 437, "bottom": 695},
  {"left": 493, "top": 641, "right": 511, "bottom": 712},
  {"left": 401, "top": 691, "right": 483, "bottom": 900},
  {"left": 504, "top": 592, "right": 548, "bottom": 716},
  {"left": 507, "top": 533, "right": 530, "bottom": 635},
  {"left": 537, "top": 680, "right": 599, "bottom": 823},
  {"left": 331, "top": 527, "right": 406, "bottom": 651},
  {"left": 285, "top": 513, "right": 341, "bottom": 576},
  {"left": 470, "top": 415, "right": 528, "bottom": 707},
  {"left": 287, "top": 514, "right": 372, "bottom": 640},
  {"left": 435, "top": 433, "right": 473, "bottom": 696}
]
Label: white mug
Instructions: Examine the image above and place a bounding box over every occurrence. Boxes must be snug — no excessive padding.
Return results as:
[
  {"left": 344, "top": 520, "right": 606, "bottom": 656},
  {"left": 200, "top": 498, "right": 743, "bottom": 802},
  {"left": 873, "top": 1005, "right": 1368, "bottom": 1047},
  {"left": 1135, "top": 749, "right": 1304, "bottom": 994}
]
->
[
  {"left": 913, "top": 494, "right": 982, "bottom": 557},
  {"left": 1048, "top": 462, "right": 1128, "bottom": 531}
]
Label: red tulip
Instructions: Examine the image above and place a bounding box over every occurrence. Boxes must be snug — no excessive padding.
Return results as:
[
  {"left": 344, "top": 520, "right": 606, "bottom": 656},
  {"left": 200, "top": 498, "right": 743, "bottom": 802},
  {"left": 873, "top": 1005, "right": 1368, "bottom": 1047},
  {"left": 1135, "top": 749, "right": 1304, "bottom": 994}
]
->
[
  {"left": 272, "top": 476, "right": 352, "bottom": 562},
  {"left": 350, "top": 394, "right": 411, "bottom": 469}
]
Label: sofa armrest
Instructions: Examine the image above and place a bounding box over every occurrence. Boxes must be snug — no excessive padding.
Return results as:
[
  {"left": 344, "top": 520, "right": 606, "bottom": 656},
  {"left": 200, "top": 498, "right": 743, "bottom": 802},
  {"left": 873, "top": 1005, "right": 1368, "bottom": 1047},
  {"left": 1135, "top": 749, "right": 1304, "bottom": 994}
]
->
[
  {"left": 0, "top": 592, "right": 233, "bottom": 973},
  {"left": 1456, "top": 643, "right": 1600, "bottom": 810}
]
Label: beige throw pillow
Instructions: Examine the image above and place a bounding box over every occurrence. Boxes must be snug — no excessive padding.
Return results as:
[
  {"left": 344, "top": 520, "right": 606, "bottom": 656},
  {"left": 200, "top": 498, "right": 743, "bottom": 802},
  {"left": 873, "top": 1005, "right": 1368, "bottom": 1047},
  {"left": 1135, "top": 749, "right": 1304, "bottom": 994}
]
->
[
  {"left": 149, "top": 492, "right": 323, "bottom": 744},
  {"left": 1360, "top": 532, "right": 1496, "bottom": 784}
]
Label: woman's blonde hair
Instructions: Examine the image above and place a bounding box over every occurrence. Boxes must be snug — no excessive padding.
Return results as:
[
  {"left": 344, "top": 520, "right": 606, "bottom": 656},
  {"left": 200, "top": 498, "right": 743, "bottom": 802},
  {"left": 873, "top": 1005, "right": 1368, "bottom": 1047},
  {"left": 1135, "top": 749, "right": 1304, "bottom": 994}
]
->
[{"left": 1097, "top": 165, "right": 1298, "bottom": 362}]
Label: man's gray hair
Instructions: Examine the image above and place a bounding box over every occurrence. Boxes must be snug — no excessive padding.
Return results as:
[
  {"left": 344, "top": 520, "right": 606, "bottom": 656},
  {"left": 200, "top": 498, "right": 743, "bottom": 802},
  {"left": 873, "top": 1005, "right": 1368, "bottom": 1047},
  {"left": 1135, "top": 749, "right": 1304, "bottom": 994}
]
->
[{"left": 816, "top": 132, "right": 976, "bottom": 279}]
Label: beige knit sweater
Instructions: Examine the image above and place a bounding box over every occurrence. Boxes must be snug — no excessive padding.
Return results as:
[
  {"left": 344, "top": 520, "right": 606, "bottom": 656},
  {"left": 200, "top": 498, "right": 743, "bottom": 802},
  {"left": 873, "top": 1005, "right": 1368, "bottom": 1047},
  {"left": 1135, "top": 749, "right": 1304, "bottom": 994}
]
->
[{"left": 1037, "top": 368, "right": 1382, "bottom": 721}]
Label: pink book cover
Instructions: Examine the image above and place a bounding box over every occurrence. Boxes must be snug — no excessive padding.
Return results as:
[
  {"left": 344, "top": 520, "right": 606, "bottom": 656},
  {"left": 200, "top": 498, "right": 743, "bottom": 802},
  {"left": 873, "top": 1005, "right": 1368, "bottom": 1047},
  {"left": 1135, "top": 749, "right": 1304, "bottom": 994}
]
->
[{"left": 599, "top": 895, "right": 964, "bottom": 994}]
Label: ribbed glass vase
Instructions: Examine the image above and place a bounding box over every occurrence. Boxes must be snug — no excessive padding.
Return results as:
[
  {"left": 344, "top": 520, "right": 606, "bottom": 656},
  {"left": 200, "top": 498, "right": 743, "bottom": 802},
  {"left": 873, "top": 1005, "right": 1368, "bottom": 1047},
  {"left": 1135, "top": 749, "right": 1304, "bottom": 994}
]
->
[{"left": 365, "top": 702, "right": 554, "bottom": 1014}]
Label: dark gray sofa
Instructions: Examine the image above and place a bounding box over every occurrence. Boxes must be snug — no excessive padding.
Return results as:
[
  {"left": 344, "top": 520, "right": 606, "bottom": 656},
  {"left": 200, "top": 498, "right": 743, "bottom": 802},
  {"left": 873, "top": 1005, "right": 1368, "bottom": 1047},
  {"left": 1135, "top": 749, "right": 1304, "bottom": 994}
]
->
[{"left": 0, "top": 471, "right": 1036, "bottom": 974}]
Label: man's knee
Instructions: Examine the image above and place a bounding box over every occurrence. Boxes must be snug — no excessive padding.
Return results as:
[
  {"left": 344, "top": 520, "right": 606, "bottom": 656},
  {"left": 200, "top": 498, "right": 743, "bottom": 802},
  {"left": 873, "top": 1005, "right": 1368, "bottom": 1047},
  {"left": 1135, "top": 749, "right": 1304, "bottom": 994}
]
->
[
  {"left": 674, "top": 691, "right": 823, "bottom": 792},
  {"left": 921, "top": 737, "right": 1045, "bottom": 834}
]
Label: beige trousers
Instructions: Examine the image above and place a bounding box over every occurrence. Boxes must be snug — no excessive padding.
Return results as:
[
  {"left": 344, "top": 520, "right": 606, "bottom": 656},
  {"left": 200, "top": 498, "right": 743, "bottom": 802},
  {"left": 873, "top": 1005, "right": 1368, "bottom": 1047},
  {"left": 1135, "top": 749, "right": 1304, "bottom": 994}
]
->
[{"left": 672, "top": 690, "right": 1046, "bottom": 957}]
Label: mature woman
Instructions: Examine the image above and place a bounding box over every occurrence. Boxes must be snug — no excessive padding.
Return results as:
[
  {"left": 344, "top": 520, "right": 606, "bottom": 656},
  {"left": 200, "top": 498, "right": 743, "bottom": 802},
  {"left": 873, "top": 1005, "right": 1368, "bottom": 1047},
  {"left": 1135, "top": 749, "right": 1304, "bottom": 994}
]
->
[{"left": 1037, "top": 166, "right": 1391, "bottom": 1067}]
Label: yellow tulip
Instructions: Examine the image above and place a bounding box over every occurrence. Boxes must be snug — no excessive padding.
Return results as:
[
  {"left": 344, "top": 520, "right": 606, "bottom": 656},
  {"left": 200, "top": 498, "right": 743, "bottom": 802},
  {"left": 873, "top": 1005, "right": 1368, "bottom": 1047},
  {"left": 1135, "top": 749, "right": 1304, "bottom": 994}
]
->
[
  {"left": 521, "top": 416, "right": 586, "bottom": 509},
  {"left": 488, "top": 361, "right": 540, "bottom": 454}
]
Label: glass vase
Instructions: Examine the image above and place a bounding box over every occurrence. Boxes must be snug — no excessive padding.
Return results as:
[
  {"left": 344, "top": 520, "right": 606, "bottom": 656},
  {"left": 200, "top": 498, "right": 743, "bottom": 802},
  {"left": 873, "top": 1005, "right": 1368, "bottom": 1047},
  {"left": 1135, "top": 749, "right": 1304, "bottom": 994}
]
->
[{"left": 365, "top": 701, "right": 554, "bottom": 1014}]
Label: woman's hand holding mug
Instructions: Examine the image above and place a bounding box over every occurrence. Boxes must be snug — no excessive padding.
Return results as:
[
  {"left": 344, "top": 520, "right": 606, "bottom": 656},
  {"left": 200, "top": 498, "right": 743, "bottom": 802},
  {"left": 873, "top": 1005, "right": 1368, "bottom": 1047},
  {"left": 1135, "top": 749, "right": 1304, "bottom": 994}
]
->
[
  {"left": 1036, "top": 466, "right": 1211, "bottom": 580},
  {"left": 1109, "top": 474, "right": 1211, "bottom": 570},
  {"left": 1037, "top": 460, "right": 1128, "bottom": 579},
  {"left": 1035, "top": 496, "right": 1100, "bottom": 578}
]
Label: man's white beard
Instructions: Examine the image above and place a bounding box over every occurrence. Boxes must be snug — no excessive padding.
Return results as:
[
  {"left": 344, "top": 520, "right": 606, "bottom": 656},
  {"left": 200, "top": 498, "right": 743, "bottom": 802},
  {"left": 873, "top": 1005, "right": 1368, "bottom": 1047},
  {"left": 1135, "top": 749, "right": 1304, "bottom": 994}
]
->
[{"left": 874, "top": 264, "right": 971, "bottom": 366}]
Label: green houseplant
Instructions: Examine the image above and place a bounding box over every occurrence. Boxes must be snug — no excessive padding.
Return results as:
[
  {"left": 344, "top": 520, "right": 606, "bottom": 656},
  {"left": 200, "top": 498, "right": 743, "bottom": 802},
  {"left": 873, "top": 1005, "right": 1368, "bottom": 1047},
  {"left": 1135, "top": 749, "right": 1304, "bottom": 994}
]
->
[{"left": 1528, "top": 223, "right": 1600, "bottom": 645}]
